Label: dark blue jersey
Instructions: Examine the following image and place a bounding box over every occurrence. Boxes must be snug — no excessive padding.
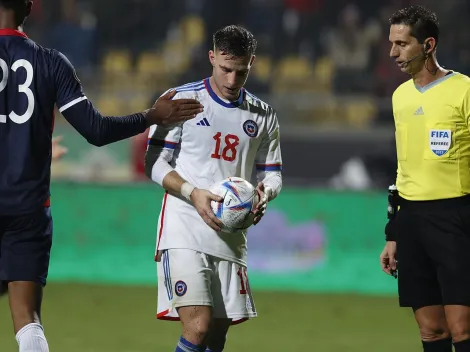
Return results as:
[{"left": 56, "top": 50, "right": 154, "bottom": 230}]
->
[{"left": 0, "top": 29, "right": 147, "bottom": 215}]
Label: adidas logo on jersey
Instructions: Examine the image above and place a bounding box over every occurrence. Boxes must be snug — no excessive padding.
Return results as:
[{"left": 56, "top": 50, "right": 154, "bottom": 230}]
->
[
  {"left": 414, "top": 106, "right": 424, "bottom": 115},
  {"left": 196, "top": 117, "right": 210, "bottom": 126}
]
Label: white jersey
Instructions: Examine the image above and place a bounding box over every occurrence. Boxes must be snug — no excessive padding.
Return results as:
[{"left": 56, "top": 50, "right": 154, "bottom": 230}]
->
[{"left": 148, "top": 78, "right": 282, "bottom": 265}]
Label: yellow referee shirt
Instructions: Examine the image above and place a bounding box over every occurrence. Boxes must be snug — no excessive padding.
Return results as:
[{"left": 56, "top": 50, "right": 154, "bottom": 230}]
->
[{"left": 393, "top": 72, "right": 470, "bottom": 200}]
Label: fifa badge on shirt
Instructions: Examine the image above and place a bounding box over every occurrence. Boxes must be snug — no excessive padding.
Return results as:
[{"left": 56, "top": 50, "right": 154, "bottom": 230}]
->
[{"left": 429, "top": 129, "right": 451, "bottom": 156}]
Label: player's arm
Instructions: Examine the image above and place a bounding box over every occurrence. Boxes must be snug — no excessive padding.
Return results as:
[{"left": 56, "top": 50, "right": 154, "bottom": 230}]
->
[
  {"left": 381, "top": 92, "right": 399, "bottom": 277},
  {"left": 53, "top": 51, "right": 203, "bottom": 146},
  {"left": 253, "top": 109, "right": 283, "bottom": 224},
  {"left": 143, "top": 123, "right": 186, "bottom": 197},
  {"left": 144, "top": 124, "right": 223, "bottom": 231},
  {"left": 385, "top": 92, "right": 400, "bottom": 243},
  {"left": 255, "top": 109, "right": 283, "bottom": 201}
]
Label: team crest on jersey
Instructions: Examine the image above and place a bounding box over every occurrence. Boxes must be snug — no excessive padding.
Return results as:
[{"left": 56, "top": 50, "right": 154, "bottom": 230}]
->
[
  {"left": 429, "top": 129, "right": 451, "bottom": 156},
  {"left": 243, "top": 120, "right": 258, "bottom": 138},
  {"left": 175, "top": 280, "right": 187, "bottom": 297}
]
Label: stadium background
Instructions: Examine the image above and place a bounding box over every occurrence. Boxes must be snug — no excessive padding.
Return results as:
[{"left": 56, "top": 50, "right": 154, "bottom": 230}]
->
[{"left": 1, "top": 0, "right": 469, "bottom": 350}]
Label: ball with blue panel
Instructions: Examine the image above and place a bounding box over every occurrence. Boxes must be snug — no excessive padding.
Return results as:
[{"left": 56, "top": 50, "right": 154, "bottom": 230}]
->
[{"left": 209, "top": 177, "right": 259, "bottom": 233}]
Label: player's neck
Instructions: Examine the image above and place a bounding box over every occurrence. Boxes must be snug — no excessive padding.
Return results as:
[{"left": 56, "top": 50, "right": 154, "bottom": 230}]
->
[
  {"left": 412, "top": 59, "right": 449, "bottom": 88},
  {"left": 0, "top": 12, "right": 21, "bottom": 31}
]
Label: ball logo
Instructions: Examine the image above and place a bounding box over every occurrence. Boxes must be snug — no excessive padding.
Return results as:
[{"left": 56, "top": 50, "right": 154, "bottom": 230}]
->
[
  {"left": 429, "top": 129, "right": 451, "bottom": 156},
  {"left": 175, "top": 280, "right": 187, "bottom": 297},
  {"left": 243, "top": 120, "right": 258, "bottom": 138}
]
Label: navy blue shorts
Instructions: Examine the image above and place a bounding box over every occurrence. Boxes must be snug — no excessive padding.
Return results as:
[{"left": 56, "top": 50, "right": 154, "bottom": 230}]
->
[{"left": 0, "top": 207, "right": 53, "bottom": 286}]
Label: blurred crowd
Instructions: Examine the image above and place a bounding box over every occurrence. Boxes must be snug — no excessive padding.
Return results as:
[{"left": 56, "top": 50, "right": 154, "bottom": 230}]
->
[{"left": 26, "top": 0, "right": 470, "bottom": 128}]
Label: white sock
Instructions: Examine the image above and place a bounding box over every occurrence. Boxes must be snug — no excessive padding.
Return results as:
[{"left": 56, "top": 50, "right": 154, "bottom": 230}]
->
[{"left": 15, "top": 323, "right": 49, "bottom": 352}]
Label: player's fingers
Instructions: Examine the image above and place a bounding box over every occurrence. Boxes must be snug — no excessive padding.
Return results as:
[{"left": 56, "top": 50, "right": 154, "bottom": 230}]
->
[
  {"left": 206, "top": 209, "right": 223, "bottom": 227},
  {"left": 175, "top": 101, "right": 204, "bottom": 110},
  {"left": 389, "top": 254, "right": 396, "bottom": 271},
  {"left": 256, "top": 198, "right": 267, "bottom": 210},
  {"left": 160, "top": 89, "right": 176, "bottom": 100},
  {"left": 204, "top": 213, "right": 222, "bottom": 231},
  {"left": 380, "top": 258, "right": 391, "bottom": 275},
  {"left": 253, "top": 202, "right": 266, "bottom": 214},
  {"left": 180, "top": 109, "right": 204, "bottom": 118},
  {"left": 52, "top": 135, "right": 63, "bottom": 143},
  {"left": 253, "top": 214, "right": 263, "bottom": 225},
  {"left": 174, "top": 98, "right": 203, "bottom": 105},
  {"left": 209, "top": 192, "right": 223, "bottom": 202},
  {"left": 198, "top": 210, "right": 218, "bottom": 231},
  {"left": 205, "top": 206, "right": 223, "bottom": 225}
]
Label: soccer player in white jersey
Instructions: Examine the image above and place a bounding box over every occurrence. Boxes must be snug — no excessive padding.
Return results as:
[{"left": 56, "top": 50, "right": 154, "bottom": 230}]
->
[{"left": 145, "top": 25, "right": 282, "bottom": 352}]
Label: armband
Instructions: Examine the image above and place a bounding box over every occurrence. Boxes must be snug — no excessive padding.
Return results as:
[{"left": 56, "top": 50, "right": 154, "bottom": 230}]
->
[{"left": 385, "top": 184, "right": 399, "bottom": 241}]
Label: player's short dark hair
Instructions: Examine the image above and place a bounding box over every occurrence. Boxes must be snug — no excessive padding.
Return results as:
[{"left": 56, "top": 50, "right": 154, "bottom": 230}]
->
[
  {"left": 213, "top": 25, "right": 257, "bottom": 57},
  {"left": 389, "top": 5, "right": 439, "bottom": 44},
  {"left": 0, "top": 0, "right": 27, "bottom": 11},
  {"left": 0, "top": 0, "right": 29, "bottom": 27}
]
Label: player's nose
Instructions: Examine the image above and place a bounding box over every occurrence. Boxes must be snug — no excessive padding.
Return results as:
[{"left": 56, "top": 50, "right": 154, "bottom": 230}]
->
[{"left": 227, "top": 73, "right": 238, "bottom": 86}]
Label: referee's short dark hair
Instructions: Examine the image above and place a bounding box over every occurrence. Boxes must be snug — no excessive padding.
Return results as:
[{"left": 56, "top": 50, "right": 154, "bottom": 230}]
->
[{"left": 389, "top": 5, "right": 440, "bottom": 45}]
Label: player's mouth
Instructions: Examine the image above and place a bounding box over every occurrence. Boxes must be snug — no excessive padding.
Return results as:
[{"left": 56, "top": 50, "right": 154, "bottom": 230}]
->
[
  {"left": 396, "top": 61, "right": 407, "bottom": 68},
  {"left": 224, "top": 87, "right": 239, "bottom": 94}
]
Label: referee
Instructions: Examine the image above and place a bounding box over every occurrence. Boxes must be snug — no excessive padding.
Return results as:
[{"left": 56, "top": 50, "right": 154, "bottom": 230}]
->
[{"left": 380, "top": 5, "right": 470, "bottom": 352}]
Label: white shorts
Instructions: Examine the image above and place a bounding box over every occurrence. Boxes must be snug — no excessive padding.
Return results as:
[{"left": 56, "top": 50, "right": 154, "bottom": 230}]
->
[{"left": 157, "top": 249, "right": 257, "bottom": 324}]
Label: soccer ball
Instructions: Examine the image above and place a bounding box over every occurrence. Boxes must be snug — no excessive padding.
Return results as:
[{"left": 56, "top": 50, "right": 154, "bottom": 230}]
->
[{"left": 209, "top": 177, "right": 259, "bottom": 233}]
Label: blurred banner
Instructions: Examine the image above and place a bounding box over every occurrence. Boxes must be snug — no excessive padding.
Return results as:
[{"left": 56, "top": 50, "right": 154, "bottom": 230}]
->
[
  {"left": 48, "top": 183, "right": 397, "bottom": 295},
  {"left": 51, "top": 121, "right": 397, "bottom": 189}
]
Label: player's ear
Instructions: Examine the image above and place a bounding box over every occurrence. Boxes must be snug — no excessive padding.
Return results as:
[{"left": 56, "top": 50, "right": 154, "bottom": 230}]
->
[
  {"left": 249, "top": 55, "right": 256, "bottom": 67},
  {"left": 26, "top": 1, "right": 33, "bottom": 17},
  {"left": 424, "top": 38, "right": 435, "bottom": 55},
  {"left": 209, "top": 50, "right": 216, "bottom": 67}
]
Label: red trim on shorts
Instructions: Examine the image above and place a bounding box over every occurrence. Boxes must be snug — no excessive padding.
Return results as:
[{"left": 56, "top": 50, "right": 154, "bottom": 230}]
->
[
  {"left": 156, "top": 312, "right": 180, "bottom": 321},
  {"left": 231, "top": 318, "right": 249, "bottom": 325},
  {"left": 155, "top": 191, "right": 168, "bottom": 261},
  {"left": 156, "top": 311, "right": 250, "bottom": 325},
  {"left": 43, "top": 197, "right": 50, "bottom": 207}
]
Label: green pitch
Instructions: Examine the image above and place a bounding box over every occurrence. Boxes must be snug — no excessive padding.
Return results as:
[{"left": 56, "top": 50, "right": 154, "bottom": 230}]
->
[{"left": 0, "top": 283, "right": 420, "bottom": 351}]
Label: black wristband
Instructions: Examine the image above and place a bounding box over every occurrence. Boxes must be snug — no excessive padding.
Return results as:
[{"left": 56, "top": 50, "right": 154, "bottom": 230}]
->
[{"left": 385, "top": 220, "right": 397, "bottom": 241}]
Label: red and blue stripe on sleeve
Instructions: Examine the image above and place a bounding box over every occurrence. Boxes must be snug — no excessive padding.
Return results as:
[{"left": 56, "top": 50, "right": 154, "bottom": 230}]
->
[{"left": 256, "top": 163, "right": 282, "bottom": 171}]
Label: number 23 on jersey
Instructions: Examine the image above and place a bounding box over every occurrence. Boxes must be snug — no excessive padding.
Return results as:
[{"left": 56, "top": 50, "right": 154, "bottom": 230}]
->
[{"left": 0, "top": 58, "right": 35, "bottom": 124}]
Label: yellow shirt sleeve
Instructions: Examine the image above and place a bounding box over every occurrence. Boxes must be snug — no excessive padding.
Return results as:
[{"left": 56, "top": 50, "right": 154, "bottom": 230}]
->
[
  {"left": 463, "top": 87, "right": 470, "bottom": 130},
  {"left": 392, "top": 93, "right": 400, "bottom": 185}
]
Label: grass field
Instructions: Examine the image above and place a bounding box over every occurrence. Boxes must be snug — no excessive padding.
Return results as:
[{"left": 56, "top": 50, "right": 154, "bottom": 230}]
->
[{"left": 0, "top": 283, "right": 421, "bottom": 351}]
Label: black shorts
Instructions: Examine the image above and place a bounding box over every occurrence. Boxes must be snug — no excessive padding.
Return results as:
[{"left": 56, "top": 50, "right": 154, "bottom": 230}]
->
[
  {"left": 396, "top": 195, "right": 470, "bottom": 308},
  {"left": 0, "top": 207, "right": 53, "bottom": 286}
]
